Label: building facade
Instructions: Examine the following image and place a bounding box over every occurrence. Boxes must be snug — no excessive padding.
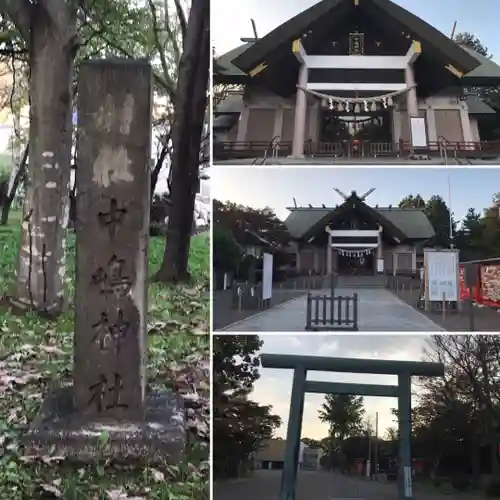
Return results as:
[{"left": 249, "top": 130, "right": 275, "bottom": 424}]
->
[
  {"left": 284, "top": 190, "right": 434, "bottom": 275},
  {"left": 214, "top": 0, "right": 500, "bottom": 160}
]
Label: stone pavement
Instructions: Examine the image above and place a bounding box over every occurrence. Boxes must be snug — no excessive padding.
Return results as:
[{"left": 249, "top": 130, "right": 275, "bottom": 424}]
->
[
  {"left": 214, "top": 470, "right": 480, "bottom": 500},
  {"left": 222, "top": 288, "right": 443, "bottom": 332}
]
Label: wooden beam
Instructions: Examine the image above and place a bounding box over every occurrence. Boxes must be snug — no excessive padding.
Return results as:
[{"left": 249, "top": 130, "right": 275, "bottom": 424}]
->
[
  {"left": 248, "top": 61, "right": 268, "bottom": 77},
  {"left": 406, "top": 40, "right": 422, "bottom": 65},
  {"left": 445, "top": 64, "right": 464, "bottom": 78}
]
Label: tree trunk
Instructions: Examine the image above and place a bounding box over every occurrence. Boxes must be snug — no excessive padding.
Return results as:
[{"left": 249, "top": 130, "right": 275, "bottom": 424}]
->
[
  {"left": 10, "top": 4, "right": 76, "bottom": 316},
  {"left": 154, "top": 0, "right": 209, "bottom": 283},
  {"left": 1, "top": 142, "right": 28, "bottom": 226}
]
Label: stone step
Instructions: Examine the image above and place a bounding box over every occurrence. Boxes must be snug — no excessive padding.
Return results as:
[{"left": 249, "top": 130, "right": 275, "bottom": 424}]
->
[{"left": 336, "top": 275, "right": 386, "bottom": 288}]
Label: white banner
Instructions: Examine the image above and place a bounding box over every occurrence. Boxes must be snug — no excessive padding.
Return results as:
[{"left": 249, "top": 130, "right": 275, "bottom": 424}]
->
[
  {"left": 377, "top": 258, "right": 384, "bottom": 273},
  {"left": 426, "top": 251, "right": 458, "bottom": 302},
  {"left": 262, "top": 253, "right": 273, "bottom": 301},
  {"left": 410, "top": 116, "right": 428, "bottom": 147}
]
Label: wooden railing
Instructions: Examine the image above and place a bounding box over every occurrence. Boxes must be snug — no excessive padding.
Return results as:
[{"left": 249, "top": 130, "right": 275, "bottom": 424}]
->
[
  {"left": 214, "top": 140, "right": 293, "bottom": 160},
  {"left": 214, "top": 139, "right": 500, "bottom": 161},
  {"left": 305, "top": 292, "right": 359, "bottom": 331}
]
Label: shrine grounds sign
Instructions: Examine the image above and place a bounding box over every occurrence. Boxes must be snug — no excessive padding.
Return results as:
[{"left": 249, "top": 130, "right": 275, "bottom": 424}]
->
[
  {"left": 423, "top": 249, "right": 460, "bottom": 311},
  {"left": 23, "top": 59, "right": 185, "bottom": 464},
  {"left": 260, "top": 353, "right": 444, "bottom": 500},
  {"left": 262, "top": 252, "right": 273, "bottom": 305}
]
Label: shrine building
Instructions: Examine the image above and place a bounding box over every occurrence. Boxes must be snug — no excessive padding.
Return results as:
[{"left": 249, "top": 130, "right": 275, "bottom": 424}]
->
[
  {"left": 284, "top": 189, "right": 435, "bottom": 275},
  {"left": 214, "top": 0, "right": 500, "bottom": 160}
]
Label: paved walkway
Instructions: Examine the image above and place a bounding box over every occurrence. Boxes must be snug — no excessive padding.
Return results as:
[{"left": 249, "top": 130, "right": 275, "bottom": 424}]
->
[
  {"left": 223, "top": 288, "right": 443, "bottom": 332},
  {"left": 215, "top": 470, "right": 477, "bottom": 500}
]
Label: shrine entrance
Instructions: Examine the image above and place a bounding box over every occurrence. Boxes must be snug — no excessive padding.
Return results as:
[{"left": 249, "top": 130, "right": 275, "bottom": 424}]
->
[
  {"left": 260, "top": 354, "right": 444, "bottom": 500},
  {"left": 336, "top": 248, "right": 375, "bottom": 275},
  {"left": 319, "top": 108, "right": 393, "bottom": 157}
]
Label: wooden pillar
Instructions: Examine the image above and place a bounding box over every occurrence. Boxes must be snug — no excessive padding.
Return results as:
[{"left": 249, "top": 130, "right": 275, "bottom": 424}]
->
[
  {"left": 377, "top": 224, "right": 383, "bottom": 273},
  {"left": 326, "top": 233, "right": 332, "bottom": 275},
  {"left": 236, "top": 106, "right": 249, "bottom": 142},
  {"left": 405, "top": 64, "right": 418, "bottom": 118},
  {"left": 291, "top": 63, "right": 308, "bottom": 157},
  {"left": 405, "top": 64, "right": 418, "bottom": 150}
]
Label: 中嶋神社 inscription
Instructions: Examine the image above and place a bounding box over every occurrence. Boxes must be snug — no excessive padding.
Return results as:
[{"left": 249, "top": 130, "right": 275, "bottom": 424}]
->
[
  {"left": 91, "top": 255, "right": 132, "bottom": 298},
  {"left": 98, "top": 198, "right": 128, "bottom": 240},
  {"left": 87, "top": 373, "right": 128, "bottom": 413},
  {"left": 91, "top": 309, "right": 130, "bottom": 354}
]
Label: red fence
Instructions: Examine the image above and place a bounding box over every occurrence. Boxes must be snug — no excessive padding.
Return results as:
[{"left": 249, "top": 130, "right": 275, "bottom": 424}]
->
[{"left": 459, "top": 262, "right": 500, "bottom": 308}]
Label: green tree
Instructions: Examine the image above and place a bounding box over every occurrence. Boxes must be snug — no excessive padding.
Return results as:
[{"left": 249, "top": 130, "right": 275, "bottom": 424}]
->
[
  {"left": 213, "top": 335, "right": 281, "bottom": 478},
  {"left": 454, "top": 32, "right": 491, "bottom": 58},
  {"left": 425, "top": 195, "right": 455, "bottom": 248},
  {"left": 213, "top": 226, "right": 243, "bottom": 272},
  {"left": 398, "top": 194, "right": 426, "bottom": 209},
  {"left": 214, "top": 198, "right": 291, "bottom": 248},
  {"left": 319, "top": 394, "right": 365, "bottom": 440},
  {"left": 318, "top": 394, "right": 365, "bottom": 470}
]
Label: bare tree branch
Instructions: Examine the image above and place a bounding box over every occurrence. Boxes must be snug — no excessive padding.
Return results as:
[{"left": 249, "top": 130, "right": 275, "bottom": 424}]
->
[
  {"left": 163, "top": 0, "right": 182, "bottom": 71},
  {"left": 172, "top": 0, "right": 187, "bottom": 45},
  {"left": 147, "top": 0, "right": 176, "bottom": 101},
  {"left": 0, "top": 0, "right": 32, "bottom": 42}
]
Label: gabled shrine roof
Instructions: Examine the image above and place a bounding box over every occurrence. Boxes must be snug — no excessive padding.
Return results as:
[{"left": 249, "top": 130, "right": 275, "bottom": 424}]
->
[
  {"left": 231, "top": 0, "right": 479, "bottom": 76},
  {"left": 214, "top": 1, "right": 500, "bottom": 87},
  {"left": 215, "top": 42, "right": 253, "bottom": 81},
  {"left": 466, "top": 96, "right": 496, "bottom": 115},
  {"left": 460, "top": 46, "right": 500, "bottom": 81},
  {"left": 284, "top": 205, "right": 435, "bottom": 241}
]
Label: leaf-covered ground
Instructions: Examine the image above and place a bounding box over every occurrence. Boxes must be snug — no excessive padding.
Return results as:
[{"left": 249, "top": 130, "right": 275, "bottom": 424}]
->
[{"left": 0, "top": 218, "right": 210, "bottom": 500}]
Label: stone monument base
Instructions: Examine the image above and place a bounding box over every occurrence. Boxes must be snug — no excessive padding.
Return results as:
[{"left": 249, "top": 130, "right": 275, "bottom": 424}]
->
[{"left": 23, "top": 387, "right": 185, "bottom": 464}]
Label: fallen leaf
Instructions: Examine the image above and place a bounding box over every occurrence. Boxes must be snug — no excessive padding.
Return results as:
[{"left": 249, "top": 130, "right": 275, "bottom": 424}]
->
[
  {"left": 41, "top": 483, "right": 62, "bottom": 497},
  {"left": 150, "top": 468, "right": 165, "bottom": 482}
]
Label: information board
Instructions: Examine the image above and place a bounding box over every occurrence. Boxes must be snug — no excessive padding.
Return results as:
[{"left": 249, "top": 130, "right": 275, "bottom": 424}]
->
[
  {"left": 426, "top": 250, "right": 458, "bottom": 302},
  {"left": 262, "top": 253, "right": 273, "bottom": 300}
]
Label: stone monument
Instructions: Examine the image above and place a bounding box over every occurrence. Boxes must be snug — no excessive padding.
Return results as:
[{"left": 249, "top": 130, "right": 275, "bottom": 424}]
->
[{"left": 24, "top": 59, "right": 185, "bottom": 463}]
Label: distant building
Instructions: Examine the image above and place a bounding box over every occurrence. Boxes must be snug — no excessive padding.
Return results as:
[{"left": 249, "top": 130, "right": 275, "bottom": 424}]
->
[
  {"left": 254, "top": 438, "right": 322, "bottom": 470},
  {"left": 283, "top": 189, "right": 434, "bottom": 275}
]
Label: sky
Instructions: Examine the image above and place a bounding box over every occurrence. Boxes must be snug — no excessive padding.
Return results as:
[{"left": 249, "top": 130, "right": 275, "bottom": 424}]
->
[
  {"left": 212, "top": 0, "right": 500, "bottom": 64},
  {"left": 211, "top": 167, "right": 500, "bottom": 224},
  {"left": 252, "top": 334, "right": 433, "bottom": 440}
]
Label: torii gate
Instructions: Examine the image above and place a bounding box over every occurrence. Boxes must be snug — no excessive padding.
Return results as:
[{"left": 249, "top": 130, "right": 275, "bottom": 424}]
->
[{"left": 260, "top": 354, "right": 444, "bottom": 500}]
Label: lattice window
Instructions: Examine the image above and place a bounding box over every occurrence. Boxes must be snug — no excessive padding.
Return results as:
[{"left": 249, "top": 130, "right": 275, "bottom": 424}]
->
[{"left": 349, "top": 32, "right": 364, "bottom": 55}]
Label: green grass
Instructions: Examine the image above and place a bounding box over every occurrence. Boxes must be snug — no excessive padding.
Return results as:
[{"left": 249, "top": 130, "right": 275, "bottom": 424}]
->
[{"left": 0, "top": 216, "right": 210, "bottom": 499}]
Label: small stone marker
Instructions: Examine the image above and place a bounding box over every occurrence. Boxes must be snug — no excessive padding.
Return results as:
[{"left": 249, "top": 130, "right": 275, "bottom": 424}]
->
[{"left": 24, "top": 59, "right": 185, "bottom": 463}]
